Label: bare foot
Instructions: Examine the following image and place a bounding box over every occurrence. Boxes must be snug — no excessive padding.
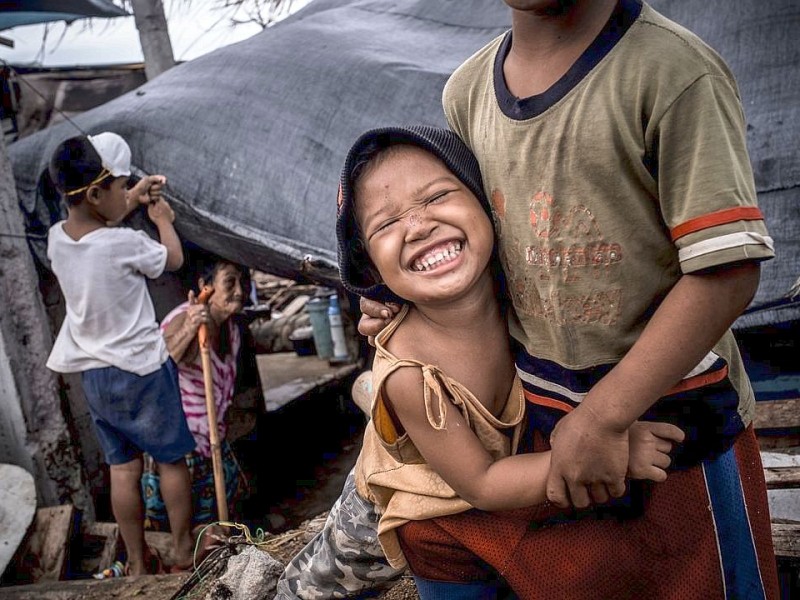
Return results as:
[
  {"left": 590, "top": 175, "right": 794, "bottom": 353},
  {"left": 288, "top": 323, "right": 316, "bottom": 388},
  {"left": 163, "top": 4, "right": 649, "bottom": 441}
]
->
[
  {"left": 193, "top": 524, "right": 226, "bottom": 563},
  {"left": 125, "top": 561, "right": 148, "bottom": 576}
]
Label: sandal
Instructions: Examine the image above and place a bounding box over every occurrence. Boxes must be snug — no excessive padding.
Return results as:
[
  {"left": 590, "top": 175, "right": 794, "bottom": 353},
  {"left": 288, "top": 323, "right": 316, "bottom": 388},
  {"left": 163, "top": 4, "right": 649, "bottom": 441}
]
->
[{"left": 94, "top": 546, "right": 163, "bottom": 578}]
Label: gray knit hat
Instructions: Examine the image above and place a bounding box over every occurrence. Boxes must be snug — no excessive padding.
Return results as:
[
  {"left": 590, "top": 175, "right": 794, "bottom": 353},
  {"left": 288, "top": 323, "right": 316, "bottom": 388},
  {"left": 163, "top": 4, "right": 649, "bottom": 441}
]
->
[{"left": 336, "top": 125, "right": 490, "bottom": 303}]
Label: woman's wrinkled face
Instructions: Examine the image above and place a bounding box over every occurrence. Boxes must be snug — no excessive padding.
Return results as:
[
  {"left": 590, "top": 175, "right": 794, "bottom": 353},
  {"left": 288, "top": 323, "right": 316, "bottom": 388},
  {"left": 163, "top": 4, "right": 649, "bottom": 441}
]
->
[{"left": 204, "top": 263, "right": 244, "bottom": 322}]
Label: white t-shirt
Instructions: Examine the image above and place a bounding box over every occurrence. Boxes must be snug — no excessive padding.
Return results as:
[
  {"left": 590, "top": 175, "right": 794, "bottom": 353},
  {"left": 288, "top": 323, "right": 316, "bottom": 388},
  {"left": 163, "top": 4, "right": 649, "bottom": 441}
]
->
[{"left": 46, "top": 223, "right": 170, "bottom": 376}]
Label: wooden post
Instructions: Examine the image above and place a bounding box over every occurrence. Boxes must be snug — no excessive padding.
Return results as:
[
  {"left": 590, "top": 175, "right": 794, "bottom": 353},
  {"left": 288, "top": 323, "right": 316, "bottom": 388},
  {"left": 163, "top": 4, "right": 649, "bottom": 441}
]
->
[{"left": 195, "top": 286, "right": 228, "bottom": 523}]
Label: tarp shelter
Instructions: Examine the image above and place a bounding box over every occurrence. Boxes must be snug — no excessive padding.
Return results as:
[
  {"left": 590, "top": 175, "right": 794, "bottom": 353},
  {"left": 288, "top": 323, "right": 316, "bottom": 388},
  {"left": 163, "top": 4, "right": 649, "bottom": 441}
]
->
[
  {"left": 0, "top": 0, "right": 129, "bottom": 31},
  {"left": 8, "top": 0, "right": 513, "bottom": 289},
  {"left": 7, "top": 0, "right": 799, "bottom": 327}
]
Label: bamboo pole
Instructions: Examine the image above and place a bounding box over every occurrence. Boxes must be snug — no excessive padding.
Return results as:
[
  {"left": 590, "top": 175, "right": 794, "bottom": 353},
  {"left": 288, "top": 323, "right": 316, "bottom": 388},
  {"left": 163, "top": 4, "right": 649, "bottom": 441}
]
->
[{"left": 195, "top": 285, "right": 229, "bottom": 523}]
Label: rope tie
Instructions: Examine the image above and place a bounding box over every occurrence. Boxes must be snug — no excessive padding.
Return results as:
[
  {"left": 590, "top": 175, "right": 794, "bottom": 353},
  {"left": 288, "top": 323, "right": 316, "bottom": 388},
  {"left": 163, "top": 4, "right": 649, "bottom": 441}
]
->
[{"left": 421, "top": 365, "right": 467, "bottom": 431}]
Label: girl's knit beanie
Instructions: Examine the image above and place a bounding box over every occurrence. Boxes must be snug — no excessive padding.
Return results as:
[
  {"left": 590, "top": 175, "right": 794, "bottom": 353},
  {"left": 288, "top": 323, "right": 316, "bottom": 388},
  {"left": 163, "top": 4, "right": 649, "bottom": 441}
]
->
[{"left": 336, "top": 125, "right": 490, "bottom": 303}]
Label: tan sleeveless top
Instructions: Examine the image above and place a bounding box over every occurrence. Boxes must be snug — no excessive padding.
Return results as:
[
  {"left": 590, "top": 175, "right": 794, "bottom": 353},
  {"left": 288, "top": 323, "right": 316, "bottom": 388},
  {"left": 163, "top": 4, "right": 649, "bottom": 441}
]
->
[{"left": 354, "top": 305, "right": 525, "bottom": 568}]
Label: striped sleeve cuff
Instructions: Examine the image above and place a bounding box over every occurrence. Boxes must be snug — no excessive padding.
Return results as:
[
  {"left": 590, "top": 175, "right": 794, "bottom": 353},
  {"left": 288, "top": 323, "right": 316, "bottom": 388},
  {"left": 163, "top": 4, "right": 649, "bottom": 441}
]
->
[{"left": 672, "top": 207, "right": 775, "bottom": 273}]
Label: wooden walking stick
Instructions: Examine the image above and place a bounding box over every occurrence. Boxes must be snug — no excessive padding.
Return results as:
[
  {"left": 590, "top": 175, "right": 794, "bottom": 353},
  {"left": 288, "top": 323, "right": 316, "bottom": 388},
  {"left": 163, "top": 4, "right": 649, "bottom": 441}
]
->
[{"left": 196, "top": 285, "right": 229, "bottom": 523}]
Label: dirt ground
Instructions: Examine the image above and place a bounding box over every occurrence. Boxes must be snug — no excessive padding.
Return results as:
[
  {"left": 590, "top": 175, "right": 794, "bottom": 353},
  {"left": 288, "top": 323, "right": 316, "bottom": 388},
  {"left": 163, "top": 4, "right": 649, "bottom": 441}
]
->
[
  {"left": 0, "top": 572, "right": 190, "bottom": 600},
  {"left": 0, "top": 378, "right": 421, "bottom": 599},
  {"left": 0, "top": 424, "right": 420, "bottom": 600},
  {"left": 0, "top": 513, "right": 421, "bottom": 600}
]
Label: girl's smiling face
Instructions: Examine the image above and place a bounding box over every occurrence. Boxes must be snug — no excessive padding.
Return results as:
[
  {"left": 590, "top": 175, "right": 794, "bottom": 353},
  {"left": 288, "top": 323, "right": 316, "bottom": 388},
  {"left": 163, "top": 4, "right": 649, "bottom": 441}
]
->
[
  {"left": 354, "top": 144, "right": 494, "bottom": 307},
  {"left": 203, "top": 263, "right": 245, "bottom": 322}
]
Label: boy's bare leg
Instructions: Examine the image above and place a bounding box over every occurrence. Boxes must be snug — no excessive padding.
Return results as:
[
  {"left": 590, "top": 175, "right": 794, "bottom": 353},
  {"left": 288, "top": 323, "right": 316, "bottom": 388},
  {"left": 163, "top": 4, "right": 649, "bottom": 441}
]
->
[
  {"left": 157, "top": 459, "right": 195, "bottom": 568},
  {"left": 110, "top": 458, "right": 147, "bottom": 575}
]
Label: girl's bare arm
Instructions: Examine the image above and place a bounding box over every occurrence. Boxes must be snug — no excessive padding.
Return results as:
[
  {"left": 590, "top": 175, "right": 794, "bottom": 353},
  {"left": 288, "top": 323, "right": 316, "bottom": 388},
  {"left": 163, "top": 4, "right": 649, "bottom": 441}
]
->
[
  {"left": 384, "top": 367, "right": 684, "bottom": 512},
  {"left": 384, "top": 366, "right": 550, "bottom": 511}
]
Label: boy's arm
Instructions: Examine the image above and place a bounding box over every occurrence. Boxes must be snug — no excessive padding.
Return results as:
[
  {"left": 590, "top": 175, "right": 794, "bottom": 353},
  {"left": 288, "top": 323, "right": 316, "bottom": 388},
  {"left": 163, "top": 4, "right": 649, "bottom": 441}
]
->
[
  {"left": 147, "top": 198, "right": 184, "bottom": 271},
  {"left": 545, "top": 262, "right": 760, "bottom": 509},
  {"left": 109, "top": 175, "right": 167, "bottom": 226},
  {"left": 358, "top": 297, "right": 402, "bottom": 343}
]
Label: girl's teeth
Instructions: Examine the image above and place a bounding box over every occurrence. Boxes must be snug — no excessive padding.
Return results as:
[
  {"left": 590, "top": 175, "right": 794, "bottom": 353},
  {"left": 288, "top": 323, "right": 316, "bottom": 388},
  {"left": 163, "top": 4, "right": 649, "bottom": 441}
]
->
[{"left": 414, "top": 243, "right": 462, "bottom": 271}]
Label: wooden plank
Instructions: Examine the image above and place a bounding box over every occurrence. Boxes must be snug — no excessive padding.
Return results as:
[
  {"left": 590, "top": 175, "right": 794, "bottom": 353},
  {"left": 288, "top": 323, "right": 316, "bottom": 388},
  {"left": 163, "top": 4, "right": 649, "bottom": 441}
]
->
[
  {"left": 13, "top": 505, "right": 76, "bottom": 583},
  {"left": 754, "top": 398, "right": 800, "bottom": 430},
  {"left": 758, "top": 434, "right": 800, "bottom": 450},
  {"left": 0, "top": 573, "right": 187, "bottom": 600},
  {"left": 78, "top": 522, "right": 120, "bottom": 577},
  {"left": 144, "top": 530, "right": 175, "bottom": 568},
  {"left": 257, "top": 352, "right": 360, "bottom": 412},
  {"left": 765, "top": 467, "right": 800, "bottom": 490},
  {"left": 278, "top": 294, "right": 311, "bottom": 318},
  {"left": 772, "top": 523, "right": 800, "bottom": 558}
]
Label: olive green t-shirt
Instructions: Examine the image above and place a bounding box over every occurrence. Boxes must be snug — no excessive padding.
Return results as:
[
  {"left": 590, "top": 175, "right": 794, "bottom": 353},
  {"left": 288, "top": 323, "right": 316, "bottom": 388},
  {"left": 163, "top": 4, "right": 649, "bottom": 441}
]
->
[{"left": 443, "top": 0, "right": 773, "bottom": 435}]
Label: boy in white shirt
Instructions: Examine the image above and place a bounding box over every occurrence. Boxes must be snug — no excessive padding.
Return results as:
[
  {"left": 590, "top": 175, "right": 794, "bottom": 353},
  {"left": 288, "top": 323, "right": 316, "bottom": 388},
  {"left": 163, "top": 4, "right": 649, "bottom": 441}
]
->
[{"left": 47, "top": 132, "right": 195, "bottom": 575}]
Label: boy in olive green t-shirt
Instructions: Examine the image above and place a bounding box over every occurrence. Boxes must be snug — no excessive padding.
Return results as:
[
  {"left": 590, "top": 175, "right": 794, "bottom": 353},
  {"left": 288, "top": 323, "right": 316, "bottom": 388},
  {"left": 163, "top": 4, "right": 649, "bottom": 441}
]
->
[{"left": 280, "top": 1, "right": 780, "bottom": 598}]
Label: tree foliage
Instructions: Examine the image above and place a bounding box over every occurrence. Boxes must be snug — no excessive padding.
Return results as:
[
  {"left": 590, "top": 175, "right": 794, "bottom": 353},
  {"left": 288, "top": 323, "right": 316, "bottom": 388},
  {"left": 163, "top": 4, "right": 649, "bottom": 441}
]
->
[
  {"left": 113, "top": 0, "right": 297, "bottom": 30},
  {"left": 220, "top": 0, "right": 297, "bottom": 29}
]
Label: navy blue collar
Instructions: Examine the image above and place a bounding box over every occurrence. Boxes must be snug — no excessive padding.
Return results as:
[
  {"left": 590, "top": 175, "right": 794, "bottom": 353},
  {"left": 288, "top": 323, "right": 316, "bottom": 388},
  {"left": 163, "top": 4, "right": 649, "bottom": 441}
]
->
[{"left": 494, "top": 0, "right": 642, "bottom": 120}]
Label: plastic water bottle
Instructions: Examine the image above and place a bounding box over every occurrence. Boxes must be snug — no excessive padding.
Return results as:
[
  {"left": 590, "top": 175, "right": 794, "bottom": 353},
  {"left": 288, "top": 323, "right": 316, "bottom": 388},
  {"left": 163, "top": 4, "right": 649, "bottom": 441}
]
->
[
  {"left": 306, "top": 296, "right": 333, "bottom": 359},
  {"left": 328, "top": 293, "right": 349, "bottom": 361}
]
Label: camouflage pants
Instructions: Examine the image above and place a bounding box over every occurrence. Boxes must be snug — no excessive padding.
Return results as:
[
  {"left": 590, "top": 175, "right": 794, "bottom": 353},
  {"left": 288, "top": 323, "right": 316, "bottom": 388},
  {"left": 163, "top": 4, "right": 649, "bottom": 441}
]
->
[{"left": 275, "top": 469, "right": 405, "bottom": 599}]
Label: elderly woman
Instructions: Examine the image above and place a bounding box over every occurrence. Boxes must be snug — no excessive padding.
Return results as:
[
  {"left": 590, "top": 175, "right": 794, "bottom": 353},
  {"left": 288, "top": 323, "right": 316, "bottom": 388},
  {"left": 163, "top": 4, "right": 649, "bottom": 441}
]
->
[{"left": 142, "top": 258, "right": 262, "bottom": 534}]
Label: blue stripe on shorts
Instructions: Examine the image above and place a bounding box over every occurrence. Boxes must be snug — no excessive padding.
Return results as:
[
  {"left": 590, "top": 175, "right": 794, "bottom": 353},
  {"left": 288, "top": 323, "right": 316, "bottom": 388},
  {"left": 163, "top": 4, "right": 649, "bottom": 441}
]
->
[{"left": 703, "top": 446, "right": 767, "bottom": 599}]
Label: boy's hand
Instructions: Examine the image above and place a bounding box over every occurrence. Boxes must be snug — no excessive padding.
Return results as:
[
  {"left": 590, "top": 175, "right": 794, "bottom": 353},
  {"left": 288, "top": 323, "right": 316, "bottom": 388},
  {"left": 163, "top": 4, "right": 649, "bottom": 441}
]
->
[
  {"left": 546, "top": 404, "right": 629, "bottom": 509},
  {"left": 129, "top": 175, "right": 167, "bottom": 207},
  {"left": 147, "top": 197, "right": 175, "bottom": 225},
  {"left": 145, "top": 175, "right": 167, "bottom": 204},
  {"left": 358, "top": 297, "right": 401, "bottom": 345},
  {"left": 627, "top": 421, "right": 684, "bottom": 482}
]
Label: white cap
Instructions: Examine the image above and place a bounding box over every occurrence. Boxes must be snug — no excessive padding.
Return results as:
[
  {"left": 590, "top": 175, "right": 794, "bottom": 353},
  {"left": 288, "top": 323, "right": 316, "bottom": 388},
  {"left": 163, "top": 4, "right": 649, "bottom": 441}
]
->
[{"left": 87, "top": 132, "right": 131, "bottom": 177}]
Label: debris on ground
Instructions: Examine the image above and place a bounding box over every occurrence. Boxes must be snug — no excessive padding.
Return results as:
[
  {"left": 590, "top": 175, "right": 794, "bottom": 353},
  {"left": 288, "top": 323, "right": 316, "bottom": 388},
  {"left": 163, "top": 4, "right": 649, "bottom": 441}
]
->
[
  {"left": 0, "top": 465, "right": 37, "bottom": 577},
  {"left": 169, "top": 515, "right": 420, "bottom": 600},
  {"left": 248, "top": 272, "right": 331, "bottom": 354},
  {"left": 206, "top": 545, "right": 283, "bottom": 600}
]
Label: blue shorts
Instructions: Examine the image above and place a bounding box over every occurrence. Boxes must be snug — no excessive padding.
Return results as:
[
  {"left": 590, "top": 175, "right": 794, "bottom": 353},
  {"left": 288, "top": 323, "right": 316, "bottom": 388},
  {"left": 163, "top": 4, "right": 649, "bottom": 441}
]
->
[{"left": 81, "top": 359, "right": 196, "bottom": 465}]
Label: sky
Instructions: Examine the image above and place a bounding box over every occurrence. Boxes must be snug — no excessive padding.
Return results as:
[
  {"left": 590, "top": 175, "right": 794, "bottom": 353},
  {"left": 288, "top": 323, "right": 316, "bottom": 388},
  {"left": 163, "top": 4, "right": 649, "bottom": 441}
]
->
[{"left": 0, "top": 0, "right": 312, "bottom": 68}]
